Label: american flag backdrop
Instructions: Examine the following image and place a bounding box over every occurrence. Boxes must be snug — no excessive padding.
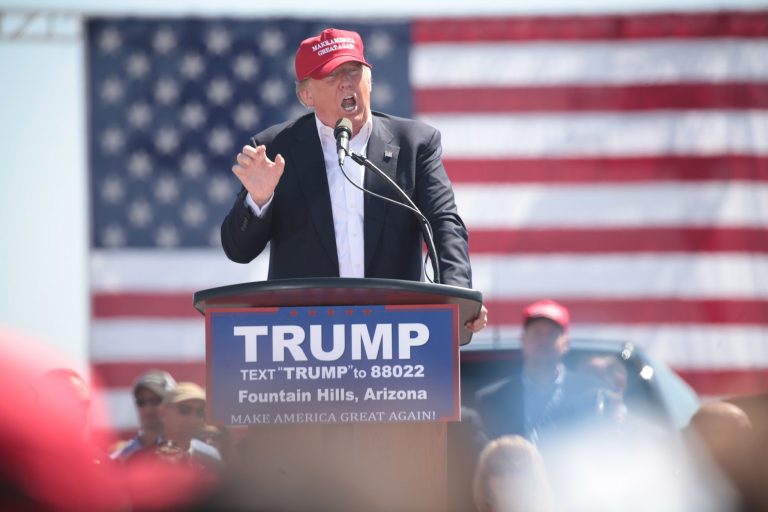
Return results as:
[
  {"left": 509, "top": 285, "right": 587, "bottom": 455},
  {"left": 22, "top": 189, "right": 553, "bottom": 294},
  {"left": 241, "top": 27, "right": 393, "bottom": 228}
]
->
[{"left": 87, "top": 12, "right": 768, "bottom": 433}]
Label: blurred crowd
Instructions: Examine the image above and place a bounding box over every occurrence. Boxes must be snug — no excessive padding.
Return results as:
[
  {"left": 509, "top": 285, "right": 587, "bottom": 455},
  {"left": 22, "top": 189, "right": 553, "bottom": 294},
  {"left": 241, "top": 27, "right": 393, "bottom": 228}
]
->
[
  {"left": 459, "top": 300, "right": 768, "bottom": 512},
  {"left": 2, "top": 308, "right": 767, "bottom": 512},
  {"left": 0, "top": 326, "right": 228, "bottom": 511}
]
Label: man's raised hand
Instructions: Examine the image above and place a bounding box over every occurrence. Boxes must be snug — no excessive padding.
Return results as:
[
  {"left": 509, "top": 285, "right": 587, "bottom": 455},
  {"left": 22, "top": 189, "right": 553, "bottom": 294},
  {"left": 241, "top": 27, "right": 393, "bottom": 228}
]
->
[{"left": 232, "top": 145, "right": 285, "bottom": 207}]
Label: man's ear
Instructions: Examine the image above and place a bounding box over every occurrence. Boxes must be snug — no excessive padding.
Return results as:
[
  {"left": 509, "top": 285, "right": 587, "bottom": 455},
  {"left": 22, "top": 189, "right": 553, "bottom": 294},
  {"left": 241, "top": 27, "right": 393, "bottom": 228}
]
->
[{"left": 298, "top": 86, "right": 314, "bottom": 107}]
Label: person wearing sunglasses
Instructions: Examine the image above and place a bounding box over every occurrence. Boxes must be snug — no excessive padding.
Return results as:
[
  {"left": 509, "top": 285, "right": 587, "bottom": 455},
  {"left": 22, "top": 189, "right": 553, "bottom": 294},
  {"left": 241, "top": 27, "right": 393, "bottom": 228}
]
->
[
  {"left": 157, "top": 382, "right": 221, "bottom": 470},
  {"left": 111, "top": 369, "right": 176, "bottom": 462}
]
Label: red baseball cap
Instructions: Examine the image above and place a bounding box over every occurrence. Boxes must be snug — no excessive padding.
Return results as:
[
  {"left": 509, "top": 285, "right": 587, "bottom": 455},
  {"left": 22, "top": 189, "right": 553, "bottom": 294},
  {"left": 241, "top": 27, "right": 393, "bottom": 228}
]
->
[
  {"left": 295, "top": 28, "right": 372, "bottom": 81},
  {"left": 523, "top": 300, "right": 570, "bottom": 331}
]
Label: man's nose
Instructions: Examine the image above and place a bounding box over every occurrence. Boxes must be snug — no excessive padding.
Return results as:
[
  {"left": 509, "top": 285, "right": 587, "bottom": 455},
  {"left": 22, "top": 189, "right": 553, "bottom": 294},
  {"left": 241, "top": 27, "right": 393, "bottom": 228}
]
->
[{"left": 338, "top": 69, "right": 357, "bottom": 83}]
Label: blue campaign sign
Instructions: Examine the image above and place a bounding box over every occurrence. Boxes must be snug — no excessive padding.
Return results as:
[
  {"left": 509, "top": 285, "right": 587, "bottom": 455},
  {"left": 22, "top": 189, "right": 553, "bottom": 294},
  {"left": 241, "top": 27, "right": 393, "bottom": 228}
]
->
[{"left": 205, "top": 304, "right": 459, "bottom": 426}]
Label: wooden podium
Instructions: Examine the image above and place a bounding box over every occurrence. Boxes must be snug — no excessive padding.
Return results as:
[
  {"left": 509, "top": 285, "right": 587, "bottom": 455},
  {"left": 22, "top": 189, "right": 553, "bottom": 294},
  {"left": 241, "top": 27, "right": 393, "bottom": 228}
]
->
[{"left": 194, "top": 278, "right": 482, "bottom": 511}]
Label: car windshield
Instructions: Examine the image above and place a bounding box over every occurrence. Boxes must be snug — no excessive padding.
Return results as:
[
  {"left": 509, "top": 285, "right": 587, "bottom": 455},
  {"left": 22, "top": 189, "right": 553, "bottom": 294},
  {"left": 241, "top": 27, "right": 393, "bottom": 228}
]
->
[{"left": 460, "top": 338, "right": 700, "bottom": 431}]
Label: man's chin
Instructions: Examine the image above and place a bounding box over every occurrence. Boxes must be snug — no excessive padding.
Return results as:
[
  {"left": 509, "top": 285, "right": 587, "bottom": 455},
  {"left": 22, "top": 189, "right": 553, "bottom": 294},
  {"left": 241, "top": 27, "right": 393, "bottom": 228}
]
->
[{"left": 349, "top": 110, "right": 371, "bottom": 128}]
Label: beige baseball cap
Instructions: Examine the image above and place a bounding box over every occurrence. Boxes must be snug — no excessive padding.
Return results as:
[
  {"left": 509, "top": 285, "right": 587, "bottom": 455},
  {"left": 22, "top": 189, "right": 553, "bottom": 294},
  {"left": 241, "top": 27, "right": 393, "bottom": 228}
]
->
[
  {"left": 162, "top": 381, "right": 206, "bottom": 405},
  {"left": 132, "top": 369, "right": 176, "bottom": 398}
]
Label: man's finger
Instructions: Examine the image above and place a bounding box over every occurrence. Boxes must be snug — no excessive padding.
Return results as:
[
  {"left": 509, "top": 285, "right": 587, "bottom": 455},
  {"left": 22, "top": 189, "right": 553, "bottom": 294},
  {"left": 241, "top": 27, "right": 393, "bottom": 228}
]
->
[
  {"left": 236, "top": 153, "right": 253, "bottom": 166},
  {"left": 464, "top": 306, "right": 488, "bottom": 333},
  {"left": 254, "top": 145, "right": 279, "bottom": 167},
  {"left": 243, "top": 144, "right": 267, "bottom": 157},
  {"left": 274, "top": 154, "right": 286, "bottom": 173}
]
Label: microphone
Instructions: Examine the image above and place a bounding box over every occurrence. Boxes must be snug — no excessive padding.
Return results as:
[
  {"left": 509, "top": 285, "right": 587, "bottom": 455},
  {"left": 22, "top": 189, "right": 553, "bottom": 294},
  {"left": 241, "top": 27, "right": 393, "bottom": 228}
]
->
[
  {"left": 334, "top": 118, "right": 353, "bottom": 166},
  {"left": 345, "top": 151, "right": 442, "bottom": 285}
]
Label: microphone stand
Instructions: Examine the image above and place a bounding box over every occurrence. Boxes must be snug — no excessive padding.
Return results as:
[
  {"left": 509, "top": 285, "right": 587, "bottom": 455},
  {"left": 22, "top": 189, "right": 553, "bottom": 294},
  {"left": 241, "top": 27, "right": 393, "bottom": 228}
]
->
[{"left": 347, "top": 150, "right": 441, "bottom": 285}]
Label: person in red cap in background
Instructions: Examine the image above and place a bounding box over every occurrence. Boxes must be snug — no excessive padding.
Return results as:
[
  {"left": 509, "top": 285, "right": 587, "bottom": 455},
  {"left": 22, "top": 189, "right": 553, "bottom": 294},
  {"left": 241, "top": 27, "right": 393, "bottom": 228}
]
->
[
  {"left": 220, "top": 27, "right": 487, "bottom": 333},
  {"left": 475, "top": 300, "right": 608, "bottom": 444}
]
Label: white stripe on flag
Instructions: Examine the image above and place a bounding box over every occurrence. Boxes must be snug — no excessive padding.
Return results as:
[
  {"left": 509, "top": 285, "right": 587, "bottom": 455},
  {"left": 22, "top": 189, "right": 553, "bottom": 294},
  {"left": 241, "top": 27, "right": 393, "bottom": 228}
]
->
[
  {"left": 96, "top": 389, "right": 138, "bottom": 431},
  {"left": 419, "top": 111, "right": 768, "bottom": 157},
  {"left": 412, "top": 39, "right": 768, "bottom": 86},
  {"left": 91, "top": 249, "right": 269, "bottom": 292},
  {"left": 90, "top": 319, "right": 205, "bottom": 361},
  {"left": 454, "top": 182, "right": 768, "bottom": 228},
  {"left": 470, "top": 254, "right": 768, "bottom": 298},
  {"left": 90, "top": 251, "right": 768, "bottom": 297}
]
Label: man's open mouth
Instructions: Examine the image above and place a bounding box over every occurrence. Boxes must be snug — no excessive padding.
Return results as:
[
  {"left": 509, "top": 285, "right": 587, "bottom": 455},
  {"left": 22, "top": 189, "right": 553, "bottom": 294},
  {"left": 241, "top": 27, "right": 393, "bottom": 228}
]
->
[{"left": 341, "top": 95, "right": 357, "bottom": 113}]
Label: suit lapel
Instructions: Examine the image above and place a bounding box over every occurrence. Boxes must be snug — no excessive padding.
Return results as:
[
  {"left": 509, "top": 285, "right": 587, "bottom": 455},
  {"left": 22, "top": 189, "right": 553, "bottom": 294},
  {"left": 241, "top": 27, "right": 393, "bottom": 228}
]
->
[
  {"left": 291, "top": 118, "right": 339, "bottom": 271},
  {"left": 364, "top": 116, "right": 400, "bottom": 271}
]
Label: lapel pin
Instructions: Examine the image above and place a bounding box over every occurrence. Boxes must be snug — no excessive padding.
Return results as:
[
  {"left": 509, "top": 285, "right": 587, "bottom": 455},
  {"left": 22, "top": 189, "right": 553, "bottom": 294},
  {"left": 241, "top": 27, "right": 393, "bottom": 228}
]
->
[{"left": 383, "top": 150, "right": 393, "bottom": 162}]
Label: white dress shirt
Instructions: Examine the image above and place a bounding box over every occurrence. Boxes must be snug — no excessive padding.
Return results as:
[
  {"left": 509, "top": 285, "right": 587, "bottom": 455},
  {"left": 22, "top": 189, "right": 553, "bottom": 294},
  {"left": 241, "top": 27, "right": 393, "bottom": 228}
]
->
[
  {"left": 246, "top": 115, "right": 372, "bottom": 277},
  {"left": 316, "top": 116, "right": 371, "bottom": 278}
]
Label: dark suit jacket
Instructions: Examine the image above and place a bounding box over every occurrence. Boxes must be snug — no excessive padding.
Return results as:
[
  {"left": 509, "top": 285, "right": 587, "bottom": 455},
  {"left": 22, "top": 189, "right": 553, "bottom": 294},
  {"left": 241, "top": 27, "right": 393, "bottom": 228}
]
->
[
  {"left": 475, "top": 369, "right": 605, "bottom": 442},
  {"left": 221, "top": 111, "right": 472, "bottom": 287}
]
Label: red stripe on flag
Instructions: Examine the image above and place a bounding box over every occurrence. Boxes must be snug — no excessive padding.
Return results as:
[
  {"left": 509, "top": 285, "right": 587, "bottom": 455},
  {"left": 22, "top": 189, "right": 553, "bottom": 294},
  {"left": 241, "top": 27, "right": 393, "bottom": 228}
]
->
[
  {"left": 415, "top": 83, "right": 768, "bottom": 113},
  {"left": 444, "top": 156, "right": 768, "bottom": 183},
  {"left": 483, "top": 299, "right": 768, "bottom": 325},
  {"left": 413, "top": 11, "right": 768, "bottom": 42},
  {"left": 675, "top": 368, "right": 768, "bottom": 396},
  {"left": 93, "top": 294, "right": 768, "bottom": 325},
  {"left": 469, "top": 227, "right": 768, "bottom": 254},
  {"left": 92, "top": 292, "right": 200, "bottom": 318},
  {"left": 92, "top": 361, "right": 206, "bottom": 388}
]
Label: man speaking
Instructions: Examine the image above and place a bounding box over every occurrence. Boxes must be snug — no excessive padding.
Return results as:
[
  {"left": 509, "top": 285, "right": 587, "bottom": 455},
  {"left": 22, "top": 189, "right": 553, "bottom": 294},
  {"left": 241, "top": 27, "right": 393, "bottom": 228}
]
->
[{"left": 221, "top": 27, "right": 487, "bottom": 333}]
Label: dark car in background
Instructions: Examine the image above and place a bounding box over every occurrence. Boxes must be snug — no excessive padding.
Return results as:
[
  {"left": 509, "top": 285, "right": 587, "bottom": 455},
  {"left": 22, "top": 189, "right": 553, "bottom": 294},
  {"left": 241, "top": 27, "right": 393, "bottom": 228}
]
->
[{"left": 459, "top": 338, "right": 701, "bottom": 432}]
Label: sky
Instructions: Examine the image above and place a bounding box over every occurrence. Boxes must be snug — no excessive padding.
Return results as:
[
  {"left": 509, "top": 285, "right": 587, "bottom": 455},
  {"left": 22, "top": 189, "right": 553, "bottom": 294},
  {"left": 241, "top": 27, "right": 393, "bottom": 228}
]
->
[
  {"left": 4, "top": 0, "right": 768, "bottom": 15},
  {"left": 1, "top": 0, "right": 766, "bottom": 373}
]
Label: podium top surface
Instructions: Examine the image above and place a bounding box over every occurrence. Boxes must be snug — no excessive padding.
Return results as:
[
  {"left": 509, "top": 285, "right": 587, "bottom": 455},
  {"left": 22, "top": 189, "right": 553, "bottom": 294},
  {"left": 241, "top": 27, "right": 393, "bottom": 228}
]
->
[{"left": 194, "top": 277, "right": 483, "bottom": 345}]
